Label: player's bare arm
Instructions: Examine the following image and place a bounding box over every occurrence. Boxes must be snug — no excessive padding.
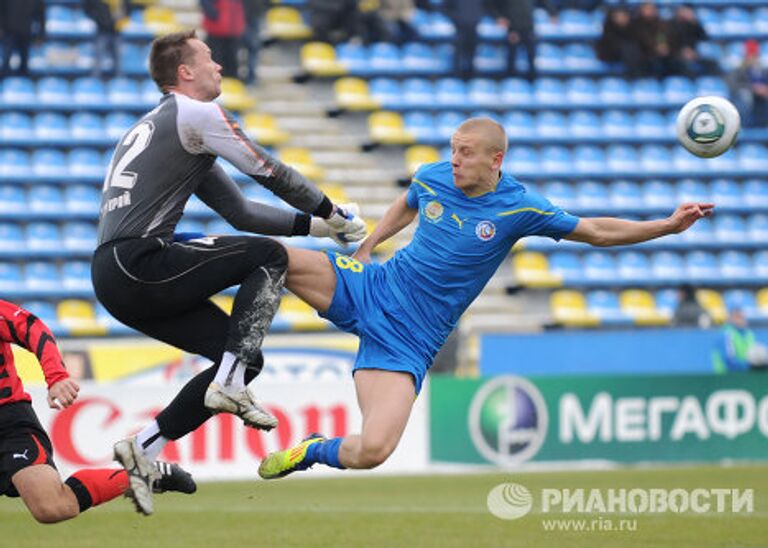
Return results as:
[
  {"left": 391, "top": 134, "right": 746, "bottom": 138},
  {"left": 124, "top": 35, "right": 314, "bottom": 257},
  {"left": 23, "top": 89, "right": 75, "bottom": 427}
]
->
[
  {"left": 353, "top": 192, "right": 418, "bottom": 263},
  {"left": 565, "top": 202, "right": 715, "bottom": 247}
]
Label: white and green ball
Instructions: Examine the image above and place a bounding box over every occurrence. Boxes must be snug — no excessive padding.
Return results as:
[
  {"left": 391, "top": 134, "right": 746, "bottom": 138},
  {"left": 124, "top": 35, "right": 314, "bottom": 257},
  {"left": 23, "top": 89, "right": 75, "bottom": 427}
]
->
[{"left": 676, "top": 96, "right": 741, "bottom": 158}]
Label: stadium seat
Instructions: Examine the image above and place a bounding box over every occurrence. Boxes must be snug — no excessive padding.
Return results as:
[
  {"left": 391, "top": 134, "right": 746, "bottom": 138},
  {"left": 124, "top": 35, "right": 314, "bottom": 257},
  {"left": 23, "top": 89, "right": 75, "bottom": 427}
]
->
[
  {"left": 722, "top": 7, "right": 753, "bottom": 36},
  {"left": 141, "top": 79, "right": 161, "bottom": 105},
  {"left": 651, "top": 251, "right": 686, "bottom": 284},
  {"left": 62, "top": 221, "right": 97, "bottom": 252},
  {"left": 474, "top": 44, "right": 506, "bottom": 74},
  {"left": 577, "top": 180, "right": 608, "bottom": 210},
  {"left": 105, "top": 112, "right": 136, "bottom": 140},
  {"left": 663, "top": 76, "right": 695, "bottom": 104},
  {"left": 544, "top": 181, "right": 578, "bottom": 211},
  {"left": 680, "top": 215, "right": 714, "bottom": 246},
  {"left": 550, "top": 289, "right": 600, "bottom": 327},
  {"left": 64, "top": 184, "right": 100, "bottom": 215},
  {"left": 70, "top": 112, "right": 104, "bottom": 142},
  {"left": 631, "top": 79, "right": 663, "bottom": 106},
  {"left": 755, "top": 251, "right": 768, "bottom": 280},
  {"left": 583, "top": 252, "right": 618, "bottom": 284},
  {"left": 0, "top": 186, "right": 26, "bottom": 216},
  {"left": 25, "top": 262, "right": 61, "bottom": 294},
  {"left": 422, "top": 11, "right": 455, "bottom": 41},
  {"left": 564, "top": 43, "right": 603, "bottom": 71},
  {"left": 560, "top": 9, "right": 598, "bottom": 36},
  {"left": 569, "top": 111, "right": 601, "bottom": 137},
  {"left": 739, "top": 144, "right": 768, "bottom": 172},
  {"left": 218, "top": 78, "right": 256, "bottom": 111},
  {"left": 536, "top": 111, "right": 568, "bottom": 138},
  {"left": 2, "top": 76, "right": 36, "bottom": 106},
  {"left": 748, "top": 214, "right": 768, "bottom": 244},
  {"left": 467, "top": 78, "right": 499, "bottom": 108},
  {"left": 512, "top": 251, "right": 561, "bottom": 287},
  {"left": 405, "top": 145, "right": 440, "bottom": 174},
  {"left": 541, "top": 146, "right": 572, "bottom": 174},
  {"left": 500, "top": 78, "right": 533, "bottom": 106},
  {"left": 586, "top": 290, "right": 632, "bottom": 325},
  {"left": 0, "top": 263, "right": 23, "bottom": 293},
  {"left": 0, "top": 112, "right": 34, "bottom": 142},
  {"left": 504, "top": 146, "right": 539, "bottom": 176},
  {"left": 403, "top": 111, "right": 435, "bottom": 141},
  {"left": 620, "top": 289, "right": 670, "bottom": 325},
  {"left": 278, "top": 148, "right": 324, "bottom": 181},
  {"left": 435, "top": 111, "right": 464, "bottom": 141},
  {"left": 642, "top": 180, "right": 675, "bottom": 211},
  {"left": 573, "top": 145, "right": 605, "bottom": 174},
  {"left": 402, "top": 78, "right": 435, "bottom": 109},
  {"left": 719, "top": 251, "right": 753, "bottom": 283},
  {"left": 640, "top": 145, "right": 673, "bottom": 173},
  {"left": 609, "top": 180, "right": 643, "bottom": 212},
  {"left": 0, "top": 223, "right": 25, "bottom": 255},
  {"left": 29, "top": 185, "right": 63, "bottom": 215},
  {"left": 370, "top": 43, "right": 402, "bottom": 73},
  {"left": 33, "top": 112, "right": 70, "bottom": 141},
  {"left": 62, "top": 261, "right": 92, "bottom": 292},
  {"left": 37, "top": 77, "right": 71, "bottom": 106},
  {"left": 143, "top": 6, "right": 181, "bottom": 34},
  {"left": 536, "top": 43, "right": 562, "bottom": 72},
  {"left": 69, "top": 148, "right": 104, "bottom": 178},
  {"left": 617, "top": 252, "right": 652, "bottom": 285},
  {"left": 243, "top": 112, "right": 290, "bottom": 146},
  {"left": 709, "top": 179, "right": 742, "bottom": 210},
  {"left": 549, "top": 251, "right": 584, "bottom": 285},
  {"left": 722, "top": 289, "right": 762, "bottom": 323},
  {"left": 403, "top": 42, "right": 442, "bottom": 73},
  {"left": 435, "top": 78, "right": 467, "bottom": 109},
  {"left": 606, "top": 145, "right": 639, "bottom": 173},
  {"left": 744, "top": 180, "right": 768, "bottom": 209},
  {"left": 502, "top": 111, "right": 535, "bottom": 139},
  {"left": 266, "top": 6, "right": 312, "bottom": 40},
  {"left": 26, "top": 222, "right": 62, "bottom": 252},
  {"left": 677, "top": 179, "right": 710, "bottom": 203},
  {"left": 695, "top": 76, "right": 729, "bottom": 97},
  {"left": 602, "top": 110, "right": 634, "bottom": 137},
  {"left": 654, "top": 288, "right": 679, "bottom": 319},
  {"left": 686, "top": 251, "right": 720, "bottom": 284},
  {"left": 697, "top": 288, "right": 727, "bottom": 324},
  {"left": 635, "top": 111, "right": 667, "bottom": 138},
  {"left": 477, "top": 16, "right": 506, "bottom": 41},
  {"left": 335, "top": 42, "right": 369, "bottom": 74},
  {"left": 368, "top": 78, "right": 402, "bottom": 108},
  {"left": 334, "top": 77, "right": 379, "bottom": 111},
  {"left": 0, "top": 149, "right": 31, "bottom": 178},
  {"left": 72, "top": 77, "right": 106, "bottom": 105},
  {"left": 108, "top": 78, "right": 140, "bottom": 106},
  {"left": 32, "top": 149, "right": 67, "bottom": 178},
  {"left": 277, "top": 294, "right": 328, "bottom": 331},
  {"left": 757, "top": 288, "right": 768, "bottom": 318},
  {"left": 534, "top": 78, "right": 565, "bottom": 106},
  {"left": 21, "top": 301, "right": 59, "bottom": 331},
  {"left": 714, "top": 215, "right": 747, "bottom": 244},
  {"left": 599, "top": 78, "right": 631, "bottom": 105},
  {"left": 368, "top": 111, "right": 414, "bottom": 145},
  {"left": 57, "top": 299, "right": 106, "bottom": 336},
  {"left": 565, "top": 77, "right": 598, "bottom": 106}
]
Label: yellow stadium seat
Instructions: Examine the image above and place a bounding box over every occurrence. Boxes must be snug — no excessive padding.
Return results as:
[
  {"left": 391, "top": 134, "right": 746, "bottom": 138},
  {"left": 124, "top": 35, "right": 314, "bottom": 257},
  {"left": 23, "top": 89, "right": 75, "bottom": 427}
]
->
[
  {"left": 619, "top": 289, "right": 670, "bottom": 326},
  {"left": 513, "top": 251, "right": 562, "bottom": 288},
  {"left": 243, "top": 112, "right": 290, "bottom": 146},
  {"left": 279, "top": 147, "right": 325, "bottom": 181},
  {"left": 58, "top": 300, "right": 107, "bottom": 336},
  {"left": 405, "top": 145, "right": 440, "bottom": 175},
  {"left": 218, "top": 78, "right": 257, "bottom": 112},
  {"left": 211, "top": 295, "right": 234, "bottom": 314},
  {"left": 318, "top": 183, "right": 349, "bottom": 204},
  {"left": 278, "top": 295, "right": 327, "bottom": 331},
  {"left": 334, "top": 77, "right": 379, "bottom": 111},
  {"left": 266, "top": 7, "right": 312, "bottom": 40},
  {"left": 550, "top": 290, "right": 600, "bottom": 327},
  {"left": 368, "top": 111, "right": 414, "bottom": 145},
  {"left": 300, "top": 42, "right": 347, "bottom": 77},
  {"left": 757, "top": 288, "right": 768, "bottom": 314},
  {"left": 143, "top": 6, "right": 181, "bottom": 35},
  {"left": 697, "top": 289, "right": 727, "bottom": 324}
]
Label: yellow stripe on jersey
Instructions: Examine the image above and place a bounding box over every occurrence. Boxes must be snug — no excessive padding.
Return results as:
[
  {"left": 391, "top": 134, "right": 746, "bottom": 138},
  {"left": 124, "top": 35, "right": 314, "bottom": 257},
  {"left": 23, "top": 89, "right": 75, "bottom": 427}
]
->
[
  {"left": 497, "top": 207, "right": 556, "bottom": 217},
  {"left": 412, "top": 177, "right": 437, "bottom": 195}
]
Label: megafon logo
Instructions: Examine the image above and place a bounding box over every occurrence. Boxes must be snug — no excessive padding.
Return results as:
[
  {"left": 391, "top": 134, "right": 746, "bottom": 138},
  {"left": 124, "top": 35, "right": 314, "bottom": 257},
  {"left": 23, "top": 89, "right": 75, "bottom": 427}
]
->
[{"left": 469, "top": 377, "right": 548, "bottom": 465}]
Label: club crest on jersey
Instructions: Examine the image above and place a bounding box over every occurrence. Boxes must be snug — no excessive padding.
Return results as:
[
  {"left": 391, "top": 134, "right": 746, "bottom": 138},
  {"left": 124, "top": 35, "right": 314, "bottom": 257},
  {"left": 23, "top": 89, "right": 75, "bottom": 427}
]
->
[
  {"left": 475, "top": 220, "right": 496, "bottom": 241},
  {"left": 423, "top": 200, "right": 444, "bottom": 223}
]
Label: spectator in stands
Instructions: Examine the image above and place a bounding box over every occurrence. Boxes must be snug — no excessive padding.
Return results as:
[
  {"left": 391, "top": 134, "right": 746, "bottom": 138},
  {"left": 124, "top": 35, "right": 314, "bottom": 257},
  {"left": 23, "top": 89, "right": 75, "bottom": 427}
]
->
[
  {"left": 443, "top": 0, "right": 485, "bottom": 80},
  {"left": 628, "top": 1, "right": 672, "bottom": 79},
  {"left": 309, "top": 0, "right": 357, "bottom": 44},
  {"left": 0, "top": 0, "right": 46, "bottom": 77},
  {"left": 488, "top": 0, "right": 554, "bottom": 82},
  {"left": 379, "top": 0, "right": 418, "bottom": 45},
  {"left": 712, "top": 308, "right": 768, "bottom": 373},
  {"left": 201, "top": 0, "right": 245, "bottom": 78},
  {"left": 595, "top": 6, "right": 644, "bottom": 78},
  {"left": 241, "top": 0, "right": 267, "bottom": 84},
  {"left": 82, "top": 0, "right": 130, "bottom": 79},
  {"left": 673, "top": 284, "right": 711, "bottom": 328},
  {"left": 667, "top": 4, "right": 718, "bottom": 78},
  {"left": 355, "top": 0, "right": 390, "bottom": 45},
  {"left": 727, "top": 40, "right": 768, "bottom": 128}
]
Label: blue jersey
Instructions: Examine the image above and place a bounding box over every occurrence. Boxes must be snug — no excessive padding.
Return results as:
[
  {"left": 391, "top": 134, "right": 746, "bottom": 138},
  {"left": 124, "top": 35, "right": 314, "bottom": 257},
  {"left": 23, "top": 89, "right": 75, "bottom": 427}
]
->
[{"left": 382, "top": 161, "right": 580, "bottom": 346}]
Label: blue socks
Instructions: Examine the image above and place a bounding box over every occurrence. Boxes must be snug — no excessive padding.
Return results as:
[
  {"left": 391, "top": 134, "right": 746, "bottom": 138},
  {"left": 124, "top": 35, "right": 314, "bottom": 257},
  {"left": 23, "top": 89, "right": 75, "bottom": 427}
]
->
[{"left": 305, "top": 437, "right": 346, "bottom": 469}]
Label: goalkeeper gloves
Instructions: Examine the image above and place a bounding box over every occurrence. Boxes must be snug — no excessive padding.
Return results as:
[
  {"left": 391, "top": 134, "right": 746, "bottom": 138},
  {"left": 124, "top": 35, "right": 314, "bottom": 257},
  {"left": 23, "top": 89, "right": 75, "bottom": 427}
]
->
[{"left": 309, "top": 203, "right": 367, "bottom": 245}]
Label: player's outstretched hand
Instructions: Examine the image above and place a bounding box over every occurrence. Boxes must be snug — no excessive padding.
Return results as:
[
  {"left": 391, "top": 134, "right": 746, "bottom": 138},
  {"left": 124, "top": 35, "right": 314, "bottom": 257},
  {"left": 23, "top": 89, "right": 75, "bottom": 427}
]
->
[
  {"left": 668, "top": 202, "right": 715, "bottom": 234},
  {"left": 48, "top": 378, "right": 80, "bottom": 409},
  {"left": 310, "top": 203, "right": 367, "bottom": 245}
]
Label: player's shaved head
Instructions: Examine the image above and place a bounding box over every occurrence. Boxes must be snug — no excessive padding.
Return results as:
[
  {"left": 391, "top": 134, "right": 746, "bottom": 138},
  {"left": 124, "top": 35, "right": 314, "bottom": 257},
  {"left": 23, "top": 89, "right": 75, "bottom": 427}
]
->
[{"left": 455, "top": 117, "right": 508, "bottom": 156}]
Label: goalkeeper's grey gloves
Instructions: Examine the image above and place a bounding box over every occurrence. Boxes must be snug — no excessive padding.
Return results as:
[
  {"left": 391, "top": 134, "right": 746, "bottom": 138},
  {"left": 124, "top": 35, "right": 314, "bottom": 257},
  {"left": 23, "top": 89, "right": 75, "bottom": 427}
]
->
[{"left": 310, "top": 203, "right": 367, "bottom": 245}]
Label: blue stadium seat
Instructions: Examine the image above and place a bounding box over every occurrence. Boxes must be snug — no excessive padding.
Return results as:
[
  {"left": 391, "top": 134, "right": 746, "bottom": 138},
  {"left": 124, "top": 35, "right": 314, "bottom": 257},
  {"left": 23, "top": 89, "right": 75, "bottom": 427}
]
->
[
  {"left": 370, "top": 42, "right": 402, "bottom": 73},
  {"left": 602, "top": 110, "right": 633, "bottom": 137},
  {"left": 534, "top": 9, "right": 558, "bottom": 38},
  {"left": 121, "top": 43, "right": 147, "bottom": 75},
  {"left": 713, "top": 215, "right": 747, "bottom": 244},
  {"left": 677, "top": 179, "right": 710, "bottom": 202},
  {"left": 45, "top": 5, "right": 82, "bottom": 35},
  {"left": 477, "top": 16, "right": 506, "bottom": 41},
  {"left": 673, "top": 147, "right": 708, "bottom": 173},
  {"left": 0, "top": 223, "right": 25, "bottom": 255},
  {"left": 534, "top": 78, "right": 565, "bottom": 106},
  {"left": 26, "top": 222, "right": 62, "bottom": 252},
  {"left": 723, "top": 288, "right": 760, "bottom": 321},
  {"left": 631, "top": 79, "right": 663, "bottom": 106},
  {"left": 748, "top": 214, "right": 768, "bottom": 244},
  {"left": 598, "top": 77, "right": 632, "bottom": 105},
  {"left": 0, "top": 186, "right": 26, "bottom": 215},
  {"left": 586, "top": 290, "right": 632, "bottom": 325},
  {"left": 573, "top": 145, "right": 606, "bottom": 174},
  {"left": 663, "top": 76, "right": 695, "bottom": 104},
  {"left": 32, "top": 149, "right": 67, "bottom": 178},
  {"left": 70, "top": 112, "right": 104, "bottom": 142},
  {"left": 64, "top": 185, "right": 100, "bottom": 215},
  {"left": 536, "top": 43, "right": 562, "bottom": 72},
  {"left": 559, "top": 9, "right": 598, "bottom": 36},
  {"left": 739, "top": 144, "right": 768, "bottom": 172},
  {"left": 710, "top": 147, "right": 739, "bottom": 172},
  {"left": 468, "top": 78, "right": 499, "bottom": 108},
  {"left": 755, "top": 251, "right": 768, "bottom": 280},
  {"left": 569, "top": 110, "right": 601, "bottom": 137},
  {"left": 403, "top": 111, "right": 435, "bottom": 142},
  {"left": 606, "top": 145, "right": 639, "bottom": 173},
  {"left": 563, "top": 43, "right": 603, "bottom": 72},
  {"left": 566, "top": 77, "right": 598, "bottom": 105},
  {"left": 435, "top": 78, "right": 467, "bottom": 109},
  {"left": 720, "top": 251, "right": 753, "bottom": 283},
  {"left": 29, "top": 185, "right": 64, "bottom": 214},
  {"left": 544, "top": 181, "right": 578, "bottom": 211},
  {"left": 0, "top": 112, "right": 34, "bottom": 141},
  {"left": 403, "top": 42, "right": 440, "bottom": 73},
  {"left": 62, "top": 222, "right": 96, "bottom": 252},
  {"left": 744, "top": 180, "right": 768, "bottom": 209},
  {"left": 536, "top": 111, "right": 568, "bottom": 138},
  {"left": 436, "top": 111, "right": 464, "bottom": 141},
  {"left": 500, "top": 78, "right": 532, "bottom": 106},
  {"left": 549, "top": 251, "right": 584, "bottom": 284},
  {"left": 502, "top": 111, "right": 535, "bottom": 139},
  {"left": 336, "top": 43, "right": 369, "bottom": 73},
  {"left": 618, "top": 251, "right": 652, "bottom": 285},
  {"left": 141, "top": 79, "right": 161, "bottom": 105},
  {"left": 504, "top": 146, "right": 539, "bottom": 176},
  {"left": 62, "top": 261, "right": 92, "bottom": 292},
  {"left": 21, "top": 301, "right": 59, "bottom": 329},
  {"left": 0, "top": 149, "right": 31, "bottom": 178},
  {"left": 1, "top": 77, "right": 36, "bottom": 106},
  {"left": 709, "top": 179, "right": 742, "bottom": 210},
  {"left": 583, "top": 251, "right": 618, "bottom": 283},
  {"left": 474, "top": 44, "right": 505, "bottom": 74},
  {"left": 108, "top": 78, "right": 141, "bottom": 106},
  {"left": 368, "top": 78, "right": 402, "bottom": 108},
  {"left": 695, "top": 76, "right": 729, "bottom": 97},
  {"left": 680, "top": 215, "right": 715, "bottom": 246},
  {"left": 72, "top": 77, "right": 105, "bottom": 106},
  {"left": 721, "top": 7, "right": 753, "bottom": 36},
  {"left": 541, "top": 146, "right": 572, "bottom": 174},
  {"left": 402, "top": 78, "right": 434, "bottom": 109},
  {"left": 757, "top": 8, "right": 768, "bottom": 35},
  {"left": 635, "top": 111, "right": 667, "bottom": 138},
  {"left": 686, "top": 251, "right": 720, "bottom": 284},
  {"left": 36, "top": 77, "right": 71, "bottom": 106},
  {"left": 0, "top": 263, "right": 23, "bottom": 293},
  {"left": 74, "top": 42, "right": 95, "bottom": 72},
  {"left": 69, "top": 149, "right": 104, "bottom": 177},
  {"left": 652, "top": 251, "right": 686, "bottom": 284},
  {"left": 655, "top": 288, "right": 679, "bottom": 317},
  {"left": 105, "top": 112, "right": 135, "bottom": 140},
  {"left": 419, "top": 11, "right": 455, "bottom": 40},
  {"left": 610, "top": 180, "right": 643, "bottom": 212},
  {"left": 33, "top": 112, "right": 70, "bottom": 141},
  {"left": 577, "top": 181, "right": 608, "bottom": 210}
]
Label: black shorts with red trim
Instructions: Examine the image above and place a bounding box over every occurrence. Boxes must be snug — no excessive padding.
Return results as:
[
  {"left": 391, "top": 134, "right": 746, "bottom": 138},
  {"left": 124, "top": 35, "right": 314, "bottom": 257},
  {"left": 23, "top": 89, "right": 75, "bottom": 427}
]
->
[{"left": 0, "top": 401, "right": 55, "bottom": 497}]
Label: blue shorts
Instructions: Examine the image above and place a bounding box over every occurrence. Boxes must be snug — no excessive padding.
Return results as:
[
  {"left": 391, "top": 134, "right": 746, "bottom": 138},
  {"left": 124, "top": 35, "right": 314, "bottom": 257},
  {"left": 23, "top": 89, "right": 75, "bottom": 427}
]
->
[{"left": 320, "top": 252, "right": 437, "bottom": 394}]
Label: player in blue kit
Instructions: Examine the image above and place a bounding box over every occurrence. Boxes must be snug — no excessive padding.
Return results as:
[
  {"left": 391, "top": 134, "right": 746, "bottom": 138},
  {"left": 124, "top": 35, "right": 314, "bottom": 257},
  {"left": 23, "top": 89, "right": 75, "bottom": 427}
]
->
[{"left": 258, "top": 117, "right": 714, "bottom": 478}]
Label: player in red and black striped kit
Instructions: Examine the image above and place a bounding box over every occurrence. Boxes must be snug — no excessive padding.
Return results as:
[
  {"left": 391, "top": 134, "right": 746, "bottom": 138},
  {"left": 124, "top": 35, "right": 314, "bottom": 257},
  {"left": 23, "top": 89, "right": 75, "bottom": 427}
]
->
[{"left": 0, "top": 299, "right": 196, "bottom": 522}]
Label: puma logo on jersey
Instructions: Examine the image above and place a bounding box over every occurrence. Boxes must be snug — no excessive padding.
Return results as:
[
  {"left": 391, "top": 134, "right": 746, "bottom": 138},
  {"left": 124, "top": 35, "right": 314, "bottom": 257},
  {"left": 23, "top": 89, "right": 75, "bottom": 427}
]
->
[
  {"left": 13, "top": 449, "right": 29, "bottom": 460},
  {"left": 451, "top": 214, "right": 468, "bottom": 230}
]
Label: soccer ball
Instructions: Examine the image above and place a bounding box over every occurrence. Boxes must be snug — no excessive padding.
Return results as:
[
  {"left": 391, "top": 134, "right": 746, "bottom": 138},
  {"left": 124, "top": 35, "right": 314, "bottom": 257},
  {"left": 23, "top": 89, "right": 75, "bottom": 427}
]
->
[{"left": 676, "top": 96, "right": 741, "bottom": 158}]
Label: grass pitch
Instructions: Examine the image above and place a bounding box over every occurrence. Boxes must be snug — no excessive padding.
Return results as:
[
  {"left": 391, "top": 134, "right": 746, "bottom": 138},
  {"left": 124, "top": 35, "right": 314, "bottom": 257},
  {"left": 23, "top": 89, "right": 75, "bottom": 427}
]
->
[{"left": 1, "top": 465, "right": 766, "bottom": 548}]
